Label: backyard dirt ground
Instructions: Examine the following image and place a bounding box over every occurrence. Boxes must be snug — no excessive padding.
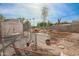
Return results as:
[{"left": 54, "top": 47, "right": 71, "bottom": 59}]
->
[
  {"left": 1, "top": 31, "right": 79, "bottom": 56},
  {"left": 36, "top": 32, "right": 79, "bottom": 56}
]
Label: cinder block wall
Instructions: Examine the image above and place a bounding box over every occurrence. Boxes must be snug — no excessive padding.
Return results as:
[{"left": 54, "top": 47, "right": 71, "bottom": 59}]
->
[{"left": 52, "top": 24, "right": 79, "bottom": 33}]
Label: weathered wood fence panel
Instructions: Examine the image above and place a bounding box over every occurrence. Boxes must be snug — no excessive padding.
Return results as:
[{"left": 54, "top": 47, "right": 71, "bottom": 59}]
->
[{"left": 0, "top": 21, "right": 23, "bottom": 37}]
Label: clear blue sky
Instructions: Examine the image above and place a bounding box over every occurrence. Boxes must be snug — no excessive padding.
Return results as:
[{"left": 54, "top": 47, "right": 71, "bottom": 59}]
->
[{"left": 0, "top": 3, "right": 79, "bottom": 25}]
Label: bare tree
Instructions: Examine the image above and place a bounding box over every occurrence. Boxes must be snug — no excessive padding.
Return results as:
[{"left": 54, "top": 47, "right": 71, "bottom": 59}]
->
[{"left": 57, "top": 18, "right": 61, "bottom": 25}]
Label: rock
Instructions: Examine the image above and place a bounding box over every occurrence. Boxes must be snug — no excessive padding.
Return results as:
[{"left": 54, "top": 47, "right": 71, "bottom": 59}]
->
[{"left": 58, "top": 45, "right": 65, "bottom": 49}]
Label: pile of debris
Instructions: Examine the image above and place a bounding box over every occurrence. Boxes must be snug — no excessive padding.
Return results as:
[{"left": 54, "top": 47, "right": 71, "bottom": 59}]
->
[{"left": 10, "top": 41, "right": 55, "bottom": 56}]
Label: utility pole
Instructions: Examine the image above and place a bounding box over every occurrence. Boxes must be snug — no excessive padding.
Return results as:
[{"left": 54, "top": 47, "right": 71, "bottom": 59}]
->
[
  {"left": 32, "top": 18, "right": 35, "bottom": 24},
  {"left": 29, "top": 19, "right": 32, "bottom": 43},
  {"left": 32, "top": 18, "right": 38, "bottom": 51}
]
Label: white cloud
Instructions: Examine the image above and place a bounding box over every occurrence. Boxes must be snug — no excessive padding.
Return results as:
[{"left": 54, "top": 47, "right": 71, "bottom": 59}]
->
[
  {"left": 0, "top": 3, "right": 49, "bottom": 25},
  {"left": 16, "top": 3, "right": 49, "bottom": 16},
  {"left": 16, "top": 3, "right": 49, "bottom": 25}
]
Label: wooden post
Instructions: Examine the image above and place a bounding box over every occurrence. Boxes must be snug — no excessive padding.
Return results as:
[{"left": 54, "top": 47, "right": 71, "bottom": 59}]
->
[
  {"left": 0, "top": 23, "right": 2, "bottom": 55},
  {"left": 29, "top": 19, "right": 32, "bottom": 43},
  {"left": 34, "top": 33, "right": 37, "bottom": 51},
  {"left": 0, "top": 23, "right": 5, "bottom": 56},
  {"left": 0, "top": 23, "right": 1, "bottom": 55},
  {"left": 1, "top": 39, "right": 5, "bottom": 56}
]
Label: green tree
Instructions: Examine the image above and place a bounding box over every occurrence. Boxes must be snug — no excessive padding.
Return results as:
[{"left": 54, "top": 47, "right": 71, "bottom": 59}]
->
[
  {"left": 37, "top": 21, "right": 53, "bottom": 28},
  {"left": 18, "top": 18, "right": 31, "bottom": 31},
  {"left": 23, "top": 20, "right": 31, "bottom": 31},
  {"left": 0, "top": 14, "right": 5, "bottom": 21}
]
